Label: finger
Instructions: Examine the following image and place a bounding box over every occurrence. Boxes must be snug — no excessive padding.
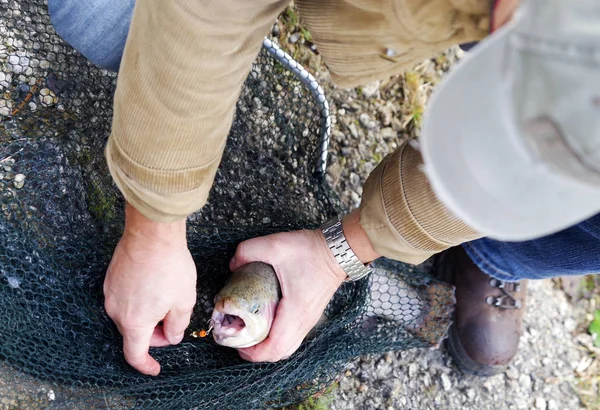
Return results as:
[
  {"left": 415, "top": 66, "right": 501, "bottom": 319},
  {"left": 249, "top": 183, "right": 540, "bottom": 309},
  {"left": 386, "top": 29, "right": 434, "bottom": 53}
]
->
[
  {"left": 237, "top": 299, "right": 306, "bottom": 362},
  {"left": 163, "top": 309, "right": 192, "bottom": 345},
  {"left": 149, "top": 326, "right": 171, "bottom": 347},
  {"left": 122, "top": 326, "right": 161, "bottom": 376},
  {"left": 238, "top": 336, "right": 302, "bottom": 363},
  {"left": 230, "top": 235, "right": 276, "bottom": 271}
]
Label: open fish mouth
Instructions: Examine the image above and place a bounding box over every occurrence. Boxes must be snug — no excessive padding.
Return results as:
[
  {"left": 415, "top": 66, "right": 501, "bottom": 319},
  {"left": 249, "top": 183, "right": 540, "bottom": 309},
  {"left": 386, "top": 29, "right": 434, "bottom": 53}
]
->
[{"left": 213, "top": 311, "right": 246, "bottom": 335}]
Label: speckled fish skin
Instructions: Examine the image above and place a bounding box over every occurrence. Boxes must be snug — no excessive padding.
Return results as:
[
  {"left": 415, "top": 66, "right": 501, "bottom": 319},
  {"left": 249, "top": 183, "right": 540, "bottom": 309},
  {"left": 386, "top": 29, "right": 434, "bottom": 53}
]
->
[{"left": 211, "top": 262, "right": 281, "bottom": 348}]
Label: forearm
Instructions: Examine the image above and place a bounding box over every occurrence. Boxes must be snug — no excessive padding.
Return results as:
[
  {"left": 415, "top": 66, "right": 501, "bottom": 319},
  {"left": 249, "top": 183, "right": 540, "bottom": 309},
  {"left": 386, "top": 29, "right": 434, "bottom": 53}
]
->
[
  {"left": 107, "top": 0, "right": 288, "bottom": 222},
  {"left": 359, "top": 141, "right": 483, "bottom": 265}
]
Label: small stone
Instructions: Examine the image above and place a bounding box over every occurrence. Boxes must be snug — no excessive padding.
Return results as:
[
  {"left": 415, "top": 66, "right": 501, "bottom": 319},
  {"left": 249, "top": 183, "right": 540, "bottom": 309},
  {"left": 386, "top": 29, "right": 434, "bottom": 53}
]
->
[
  {"left": 271, "top": 23, "right": 280, "bottom": 37},
  {"left": 440, "top": 373, "right": 451, "bottom": 391},
  {"left": 359, "top": 113, "right": 377, "bottom": 130},
  {"left": 13, "top": 173, "right": 25, "bottom": 189},
  {"left": 466, "top": 389, "right": 476, "bottom": 400},
  {"left": 40, "top": 60, "right": 50, "bottom": 69},
  {"left": 547, "top": 399, "right": 558, "bottom": 410},
  {"left": 345, "top": 370, "right": 352, "bottom": 377},
  {"left": 341, "top": 147, "right": 352, "bottom": 157},
  {"left": 8, "top": 54, "right": 19, "bottom": 65},
  {"left": 518, "top": 374, "right": 532, "bottom": 391},
  {"left": 289, "top": 32, "right": 301, "bottom": 44},
  {"left": 0, "top": 107, "right": 9, "bottom": 116},
  {"left": 505, "top": 367, "right": 519, "bottom": 380},
  {"left": 350, "top": 191, "right": 360, "bottom": 206},
  {"left": 380, "top": 127, "right": 396, "bottom": 140},
  {"left": 361, "top": 81, "right": 380, "bottom": 99},
  {"left": 564, "top": 317, "right": 576, "bottom": 332},
  {"left": 534, "top": 397, "right": 546, "bottom": 410},
  {"left": 0, "top": 72, "right": 5, "bottom": 81},
  {"left": 348, "top": 122, "right": 359, "bottom": 139},
  {"left": 357, "top": 384, "right": 368, "bottom": 393},
  {"left": 47, "top": 390, "right": 55, "bottom": 401},
  {"left": 349, "top": 172, "right": 360, "bottom": 188},
  {"left": 384, "top": 352, "right": 393, "bottom": 363}
]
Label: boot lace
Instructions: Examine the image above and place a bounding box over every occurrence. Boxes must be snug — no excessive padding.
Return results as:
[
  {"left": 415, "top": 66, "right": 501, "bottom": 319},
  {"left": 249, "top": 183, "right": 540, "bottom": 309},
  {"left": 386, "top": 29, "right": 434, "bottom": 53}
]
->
[{"left": 485, "top": 279, "right": 522, "bottom": 309}]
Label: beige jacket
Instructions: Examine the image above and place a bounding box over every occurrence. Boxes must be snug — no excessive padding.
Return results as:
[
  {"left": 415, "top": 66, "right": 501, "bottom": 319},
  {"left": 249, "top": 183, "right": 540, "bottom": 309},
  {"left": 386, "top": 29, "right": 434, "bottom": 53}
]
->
[{"left": 106, "top": 0, "right": 488, "bottom": 264}]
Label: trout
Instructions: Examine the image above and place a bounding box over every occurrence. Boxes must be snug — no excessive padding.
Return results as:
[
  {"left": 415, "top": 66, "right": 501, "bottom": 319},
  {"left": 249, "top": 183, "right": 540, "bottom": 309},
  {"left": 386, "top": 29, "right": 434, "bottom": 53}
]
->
[
  {"left": 211, "top": 262, "right": 281, "bottom": 348},
  {"left": 208, "top": 261, "right": 452, "bottom": 350}
]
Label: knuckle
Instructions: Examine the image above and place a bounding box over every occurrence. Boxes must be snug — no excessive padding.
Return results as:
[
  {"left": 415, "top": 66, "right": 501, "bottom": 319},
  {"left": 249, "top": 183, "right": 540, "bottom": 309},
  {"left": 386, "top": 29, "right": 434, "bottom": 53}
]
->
[{"left": 103, "top": 301, "right": 118, "bottom": 319}]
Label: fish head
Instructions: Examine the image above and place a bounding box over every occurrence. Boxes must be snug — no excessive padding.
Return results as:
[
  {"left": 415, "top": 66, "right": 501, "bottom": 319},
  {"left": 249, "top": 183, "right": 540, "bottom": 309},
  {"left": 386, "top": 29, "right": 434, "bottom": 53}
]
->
[{"left": 211, "top": 293, "right": 277, "bottom": 348}]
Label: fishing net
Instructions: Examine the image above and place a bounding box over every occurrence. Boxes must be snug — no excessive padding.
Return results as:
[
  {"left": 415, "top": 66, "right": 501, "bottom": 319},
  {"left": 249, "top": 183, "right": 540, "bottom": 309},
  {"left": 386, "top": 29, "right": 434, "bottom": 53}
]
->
[{"left": 0, "top": 2, "right": 454, "bottom": 409}]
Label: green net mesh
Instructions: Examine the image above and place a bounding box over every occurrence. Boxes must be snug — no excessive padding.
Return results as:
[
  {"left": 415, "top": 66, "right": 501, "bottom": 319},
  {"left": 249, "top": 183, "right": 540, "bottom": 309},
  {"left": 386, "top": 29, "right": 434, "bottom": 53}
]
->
[{"left": 0, "top": 1, "right": 454, "bottom": 408}]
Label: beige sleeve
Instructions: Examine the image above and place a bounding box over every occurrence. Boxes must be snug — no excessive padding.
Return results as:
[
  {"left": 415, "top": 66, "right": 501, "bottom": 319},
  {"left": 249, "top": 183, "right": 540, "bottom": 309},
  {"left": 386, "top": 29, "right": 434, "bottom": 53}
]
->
[
  {"left": 106, "top": 0, "right": 288, "bottom": 222},
  {"left": 296, "top": 0, "right": 490, "bottom": 88},
  {"left": 360, "top": 141, "right": 483, "bottom": 264}
]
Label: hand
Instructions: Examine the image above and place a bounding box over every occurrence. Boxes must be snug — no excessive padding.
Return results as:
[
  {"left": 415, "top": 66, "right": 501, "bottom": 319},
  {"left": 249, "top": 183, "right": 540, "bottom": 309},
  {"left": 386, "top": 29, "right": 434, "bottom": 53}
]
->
[
  {"left": 104, "top": 203, "right": 197, "bottom": 376},
  {"left": 230, "top": 209, "right": 380, "bottom": 362}
]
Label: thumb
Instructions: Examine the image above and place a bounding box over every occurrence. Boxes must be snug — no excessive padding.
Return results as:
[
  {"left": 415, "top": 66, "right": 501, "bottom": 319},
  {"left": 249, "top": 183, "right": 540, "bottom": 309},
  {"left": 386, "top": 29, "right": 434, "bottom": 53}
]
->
[
  {"left": 163, "top": 309, "right": 192, "bottom": 345},
  {"left": 121, "top": 326, "right": 161, "bottom": 376},
  {"left": 230, "top": 235, "right": 276, "bottom": 271}
]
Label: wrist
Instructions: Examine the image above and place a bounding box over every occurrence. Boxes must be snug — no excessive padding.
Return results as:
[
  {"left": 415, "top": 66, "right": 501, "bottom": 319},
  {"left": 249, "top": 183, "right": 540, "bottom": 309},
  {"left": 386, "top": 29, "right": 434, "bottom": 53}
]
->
[
  {"left": 318, "top": 209, "right": 381, "bottom": 282},
  {"left": 123, "top": 202, "right": 187, "bottom": 247},
  {"left": 342, "top": 209, "right": 381, "bottom": 265}
]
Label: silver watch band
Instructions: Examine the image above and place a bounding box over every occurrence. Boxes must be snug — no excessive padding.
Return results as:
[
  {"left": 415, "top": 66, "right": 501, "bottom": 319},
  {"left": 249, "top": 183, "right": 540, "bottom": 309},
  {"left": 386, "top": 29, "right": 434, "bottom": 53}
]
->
[{"left": 321, "top": 215, "right": 372, "bottom": 282}]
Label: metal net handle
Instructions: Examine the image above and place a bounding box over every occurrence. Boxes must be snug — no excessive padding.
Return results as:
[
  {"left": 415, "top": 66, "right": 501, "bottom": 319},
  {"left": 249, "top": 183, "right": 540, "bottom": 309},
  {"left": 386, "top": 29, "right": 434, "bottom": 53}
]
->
[{"left": 262, "top": 38, "right": 331, "bottom": 178}]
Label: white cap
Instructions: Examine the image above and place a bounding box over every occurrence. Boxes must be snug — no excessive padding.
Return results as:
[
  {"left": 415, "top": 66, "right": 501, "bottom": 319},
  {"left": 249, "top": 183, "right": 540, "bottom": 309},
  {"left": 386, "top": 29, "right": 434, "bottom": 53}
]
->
[{"left": 421, "top": 0, "right": 600, "bottom": 241}]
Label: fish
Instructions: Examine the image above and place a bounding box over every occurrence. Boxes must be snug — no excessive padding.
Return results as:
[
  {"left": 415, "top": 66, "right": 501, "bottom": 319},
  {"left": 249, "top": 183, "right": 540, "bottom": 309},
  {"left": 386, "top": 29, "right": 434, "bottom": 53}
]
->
[
  {"left": 208, "top": 260, "right": 453, "bottom": 350},
  {"left": 211, "top": 262, "right": 281, "bottom": 348}
]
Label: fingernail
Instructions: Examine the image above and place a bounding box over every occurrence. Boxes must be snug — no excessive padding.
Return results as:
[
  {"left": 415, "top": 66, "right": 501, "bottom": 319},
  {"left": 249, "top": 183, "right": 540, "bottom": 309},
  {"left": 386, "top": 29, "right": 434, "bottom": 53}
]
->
[{"left": 172, "top": 334, "right": 184, "bottom": 344}]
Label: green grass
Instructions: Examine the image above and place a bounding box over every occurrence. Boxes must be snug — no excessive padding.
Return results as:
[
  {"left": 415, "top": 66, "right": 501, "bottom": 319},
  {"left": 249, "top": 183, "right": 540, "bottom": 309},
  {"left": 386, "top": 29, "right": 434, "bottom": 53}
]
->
[
  {"left": 300, "top": 27, "right": 312, "bottom": 42},
  {"left": 283, "top": 382, "right": 339, "bottom": 410},
  {"left": 285, "top": 8, "right": 299, "bottom": 27}
]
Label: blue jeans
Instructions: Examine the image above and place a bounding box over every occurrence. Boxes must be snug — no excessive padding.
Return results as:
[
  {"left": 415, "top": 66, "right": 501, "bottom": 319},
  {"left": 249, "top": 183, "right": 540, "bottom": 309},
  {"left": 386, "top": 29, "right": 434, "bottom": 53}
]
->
[
  {"left": 48, "top": 0, "right": 600, "bottom": 283},
  {"left": 48, "top": 0, "right": 135, "bottom": 72}
]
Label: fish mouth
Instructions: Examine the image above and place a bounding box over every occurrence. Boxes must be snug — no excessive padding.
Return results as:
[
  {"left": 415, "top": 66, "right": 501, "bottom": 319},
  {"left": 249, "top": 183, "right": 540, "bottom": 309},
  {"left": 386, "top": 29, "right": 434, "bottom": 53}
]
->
[{"left": 212, "top": 311, "right": 246, "bottom": 334}]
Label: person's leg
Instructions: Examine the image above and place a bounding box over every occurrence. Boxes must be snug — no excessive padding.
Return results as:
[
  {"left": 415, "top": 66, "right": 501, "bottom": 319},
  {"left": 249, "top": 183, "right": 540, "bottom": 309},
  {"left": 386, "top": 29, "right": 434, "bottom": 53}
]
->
[
  {"left": 441, "top": 213, "right": 600, "bottom": 376},
  {"left": 463, "top": 213, "right": 600, "bottom": 281},
  {"left": 48, "top": 0, "right": 135, "bottom": 71}
]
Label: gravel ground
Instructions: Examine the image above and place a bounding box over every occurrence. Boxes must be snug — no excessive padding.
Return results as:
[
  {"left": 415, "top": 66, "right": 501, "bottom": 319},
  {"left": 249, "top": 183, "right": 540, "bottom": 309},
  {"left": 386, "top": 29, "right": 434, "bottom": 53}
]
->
[
  {"left": 273, "top": 11, "right": 598, "bottom": 409},
  {"left": 330, "top": 279, "right": 587, "bottom": 410}
]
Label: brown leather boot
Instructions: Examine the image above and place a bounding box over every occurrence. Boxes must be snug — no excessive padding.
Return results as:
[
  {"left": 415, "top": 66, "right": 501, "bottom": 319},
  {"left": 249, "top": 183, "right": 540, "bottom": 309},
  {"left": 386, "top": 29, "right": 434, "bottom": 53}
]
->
[{"left": 439, "top": 246, "right": 528, "bottom": 376}]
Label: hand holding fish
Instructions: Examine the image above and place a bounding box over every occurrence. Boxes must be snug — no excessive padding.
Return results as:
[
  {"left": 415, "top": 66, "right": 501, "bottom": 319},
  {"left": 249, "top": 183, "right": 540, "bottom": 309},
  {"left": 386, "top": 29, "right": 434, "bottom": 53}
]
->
[
  {"left": 230, "top": 209, "right": 380, "bottom": 362},
  {"left": 103, "top": 203, "right": 197, "bottom": 376}
]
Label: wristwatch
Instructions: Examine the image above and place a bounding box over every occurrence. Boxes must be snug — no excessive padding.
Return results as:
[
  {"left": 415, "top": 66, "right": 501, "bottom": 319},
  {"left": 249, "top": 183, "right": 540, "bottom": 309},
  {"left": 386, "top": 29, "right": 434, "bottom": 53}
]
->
[{"left": 320, "top": 215, "right": 372, "bottom": 282}]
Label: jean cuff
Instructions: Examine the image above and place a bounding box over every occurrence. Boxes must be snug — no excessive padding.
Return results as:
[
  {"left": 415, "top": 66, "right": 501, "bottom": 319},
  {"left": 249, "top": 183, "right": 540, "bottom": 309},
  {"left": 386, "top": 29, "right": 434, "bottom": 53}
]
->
[{"left": 462, "top": 241, "right": 521, "bottom": 282}]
